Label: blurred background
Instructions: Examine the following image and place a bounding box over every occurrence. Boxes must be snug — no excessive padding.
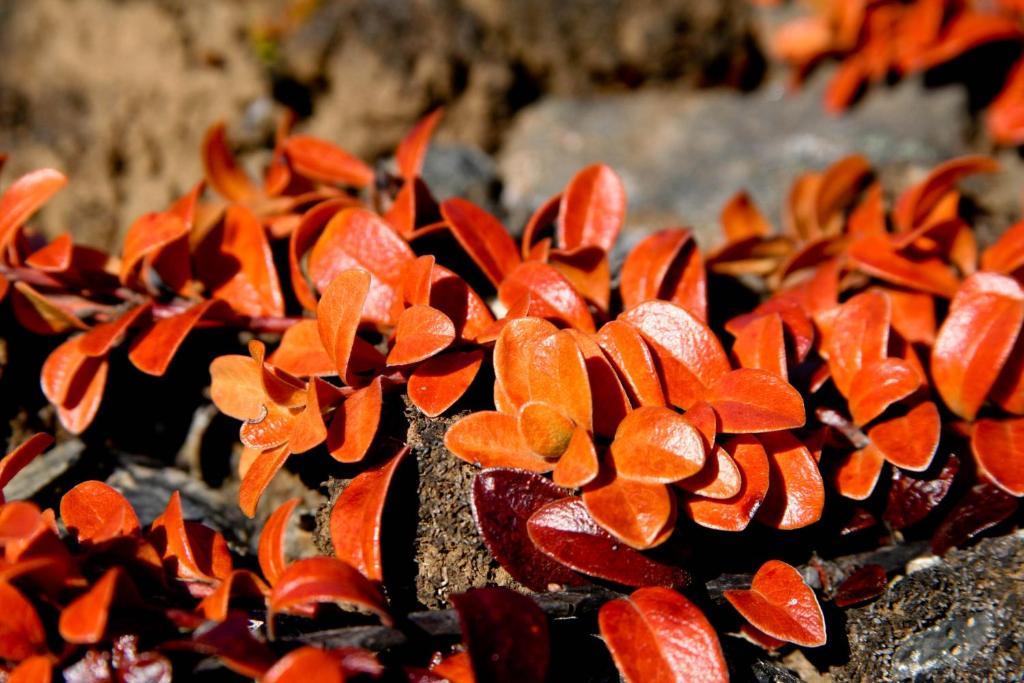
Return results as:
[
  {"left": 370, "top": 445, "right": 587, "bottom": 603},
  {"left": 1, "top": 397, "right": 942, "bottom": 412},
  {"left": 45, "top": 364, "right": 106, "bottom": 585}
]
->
[{"left": 1, "top": 0, "right": 1020, "bottom": 253}]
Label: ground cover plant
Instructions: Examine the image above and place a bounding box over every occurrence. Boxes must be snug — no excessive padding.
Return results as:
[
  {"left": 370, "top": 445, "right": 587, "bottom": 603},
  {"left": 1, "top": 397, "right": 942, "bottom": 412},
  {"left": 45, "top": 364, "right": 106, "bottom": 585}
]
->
[{"left": 0, "top": 110, "right": 1022, "bottom": 681}]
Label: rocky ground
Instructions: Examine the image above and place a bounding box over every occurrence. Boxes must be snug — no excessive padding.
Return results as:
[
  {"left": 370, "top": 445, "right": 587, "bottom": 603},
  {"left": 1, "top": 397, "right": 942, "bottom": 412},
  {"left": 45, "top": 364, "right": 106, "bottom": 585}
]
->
[{"left": 2, "top": 0, "right": 1024, "bottom": 680}]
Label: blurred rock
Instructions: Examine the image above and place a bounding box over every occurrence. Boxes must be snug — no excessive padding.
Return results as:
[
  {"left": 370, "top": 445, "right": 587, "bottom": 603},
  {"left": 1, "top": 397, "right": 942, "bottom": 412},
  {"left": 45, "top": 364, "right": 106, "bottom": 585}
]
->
[
  {"left": 499, "top": 70, "right": 969, "bottom": 251},
  {"left": 831, "top": 532, "right": 1024, "bottom": 680},
  {"left": 421, "top": 143, "right": 502, "bottom": 217}
]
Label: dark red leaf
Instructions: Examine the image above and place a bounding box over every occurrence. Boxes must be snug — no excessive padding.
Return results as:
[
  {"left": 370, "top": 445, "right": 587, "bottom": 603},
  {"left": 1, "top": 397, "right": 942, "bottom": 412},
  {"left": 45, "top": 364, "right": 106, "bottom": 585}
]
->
[
  {"left": 450, "top": 587, "right": 549, "bottom": 683},
  {"left": 833, "top": 564, "right": 887, "bottom": 608},
  {"left": 931, "top": 482, "right": 1019, "bottom": 555},
  {"left": 884, "top": 454, "right": 960, "bottom": 529}
]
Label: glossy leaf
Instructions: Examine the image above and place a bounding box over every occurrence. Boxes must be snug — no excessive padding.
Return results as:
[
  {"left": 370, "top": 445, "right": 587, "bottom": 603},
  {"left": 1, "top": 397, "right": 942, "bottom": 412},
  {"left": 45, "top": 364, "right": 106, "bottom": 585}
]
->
[
  {"left": 834, "top": 442, "right": 886, "bottom": 501},
  {"left": 868, "top": 401, "right": 940, "bottom": 472},
  {"left": 239, "top": 444, "right": 292, "bottom": 518},
  {"left": 884, "top": 453, "right": 959, "bottom": 529},
  {"left": 202, "top": 122, "right": 256, "bottom": 202},
  {"left": 848, "top": 358, "right": 922, "bottom": 425},
  {"left": 931, "top": 481, "right": 1018, "bottom": 555},
  {"left": 499, "top": 262, "right": 595, "bottom": 332},
  {"left": 620, "top": 301, "right": 730, "bottom": 410},
  {"left": 833, "top": 564, "right": 886, "bottom": 608},
  {"left": 283, "top": 135, "right": 374, "bottom": 187},
  {"left": 600, "top": 587, "right": 727, "bottom": 683},
  {"left": 259, "top": 498, "right": 299, "bottom": 586},
  {"left": 470, "top": 469, "right": 584, "bottom": 592},
  {"left": 675, "top": 442, "right": 742, "bottom": 499},
  {"left": 722, "top": 190, "right": 771, "bottom": 242},
  {"left": 0, "top": 433, "right": 53, "bottom": 503},
  {"left": 331, "top": 445, "right": 407, "bottom": 581},
  {"left": 683, "top": 435, "right": 769, "bottom": 531},
  {"left": 396, "top": 109, "right": 443, "bottom": 180},
  {"left": 527, "top": 497, "right": 688, "bottom": 587},
  {"left": 268, "top": 556, "right": 391, "bottom": 625},
  {"left": 731, "top": 311, "right": 786, "bottom": 378},
  {"left": 129, "top": 299, "right": 220, "bottom": 376},
  {"left": 583, "top": 466, "right": 675, "bottom": 549},
  {"left": 620, "top": 229, "right": 706, "bottom": 320},
  {"left": 59, "top": 567, "right": 129, "bottom": 643},
  {"left": 527, "top": 330, "right": 593, "bottom": 432},
  {"left": 610, "top": 406, "right": 706, "bottom": 484},
  {"left": 724, "top": 559, "right": 826, "bottom": 647},
  {"left": 445, "top": 411, "right": 552, "bottom": 473},
  {"left": 596, "top": 320, "right": 667, "bottom": 408},
  {"left": 972, "top": 418, "right": 1024, "bottom": 496},
  {"left": 262, "top": 646, "right": 347, "bottom": 683},
  {"left": 705, "top": 368, "right": 805, "bottom": 433},
  {"left": 755, "top": 431, "right": 825, "bottom": 530},
  {"left": 441, "top": 198, "right": 520, "bottom": 287},
  {"left": 825, "top": 290, "right": 891, "bottom": 398},
  {"left": 493, "top": 317, "right": 558, "bottom": 413},
  {"left": 60, "top": 481, "right": 140, "bottom": 544},
  {"left": 556, "top": 164, "right": 626, "bottom": 252},
  {"left": 552, "top": 426, "right": 600, "bottom": 488},
  {"left": 408, "top": 349, "right": 484, "bottom": 417}
]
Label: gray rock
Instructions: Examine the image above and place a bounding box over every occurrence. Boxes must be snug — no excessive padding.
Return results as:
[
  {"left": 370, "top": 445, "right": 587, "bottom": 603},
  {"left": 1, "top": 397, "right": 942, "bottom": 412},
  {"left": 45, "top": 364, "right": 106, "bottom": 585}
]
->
[
  {"left": 421, "top": 143, "right": 502, "bottom": 217},
  {"left": 831, "top": 532, "right": 1024, "bottom": 681},
  {"left": 498, "top": 70, "right": 969, "bottom": 250}
]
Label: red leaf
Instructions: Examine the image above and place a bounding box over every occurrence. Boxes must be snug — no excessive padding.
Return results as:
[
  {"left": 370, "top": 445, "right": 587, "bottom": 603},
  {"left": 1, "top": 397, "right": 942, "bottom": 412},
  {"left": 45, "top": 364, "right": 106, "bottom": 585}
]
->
[
  {"left": 309, "top": 208, "right": 415, "bottom": 326},
  {"left": 331, "top": 445, "right": 408, "bottom": 581},
  {"left": 931, "top": 272, "right": 1024, "bottom": 420},
  {"left": 387, "top": 305, "right": 455, "bottom": 366},
  {"left": 556, "top": 164, "right": 626, "bottom": 252},
  {"left": 129, "top": 299, "right": 221, "bottom": 376},
  {"left": 825, "top": 290, "right": 891, "bottom": 398},
  {"left": 528, "top": 330, "right": 593, "bottom": 432},
  {"left": 600, "top": 587, "right": 727, "bottom": 683},
  {"left": 79, "top": 302, "right": 153, "bottom": 357},
  {"left": 326, "top": 377, "right": 383, "bottom": 463},
  {"left": 8, "top": 656, "right": 52, "bottom": 683},
  {"left": 0, "top": 582, "right": 45, "bottom": 661},
  {"left": 931, "top": 481, "right": 1018, "bottom": 555},
  {"left": 11, "top": 282, "right": 87, "bottom": 335},
  {"left": 445, "top": 411, "right": 552, "bottom": 473},
  {"left": 610, "top": 406, "right": 706, "bottom": 483},
  {"left": 396, "top": 109, "right": 443, "bottom": 180},
  {"left": 262, "top": 646, "right": 348, "bottom": 683},
  {"left": 408, "top": 349, "right": 484, "bottom": 417},
  {"left": 60, "top": 481, "right": 140, "bottom": 544},
  {"left": 499, "top": 261, "right": 595, "bottom": 332},
  {"left": 722, "top": 190, "right": 771, "bottom": 242},
  {"left": 0, "top": 168, "right": 67, "bottom": 258},
  {"left": 493, "top": 317, "right": 558, "bottom": 414},
  {"left": 527, "top": 497, "right": 688, "bottom": 587},
  {"left": 981, "top": 219, "right": 1024, "bottom": 274},
  {"left": 470, "top": 468, "right": 585, "bottom": 592},
  {"left": 552, "top": 426, "right": 601, "bottom": 488},
  {"left": 202, "top": 122, "right": 257, "bottom": 202},
  {"left": 317, "top": 269, "right": 372, "bottom": 381},
  {"left": 269, "top": 319, "right": 336, "bottom": 377},
  {"left": 848, "top": 358, "right": 922, "bottom": 426},
  {"left": 868, "top": 401, "right": 940, "bottom": 472},
  {"left": 683, "top": 435, "right": 770, "bottom": 531},
  {"left": 724, "top": 559, "right": 826, "bottom": 647},
  {"left": 289, "top": 198, "right": 350, "bottom": 311},
  {"left": 620, "top": 229, "right": 706, "bottom": 320},
  {"left": 582, "top": 466, "right": 675, "bottom": 549},
  {"left": 848, "top": 234, "right": 960, "bottom": 298},
  {"left": 676, "top": 441, "right": 742, "bottom": 500},
  {"left": 259, "top": 498, "right": 299, "bottom": 586},
  {"left": 239, "top": 444, "right": 292, "bottom": 518},
  {"left": 549, "top": 245, "right": 611, "bottom": 312},
  {"left": 884, "top": 454, "right": 960, "bottom": 529},
  {"left": 283, "top": 135, "right": 373, "bottom": 187},
  {"left": 596, "top": 320, "right": 667, "bottom": 408},
  {"left": 268, "top": 556, "right": 391, "bottom": 625},
  {"left": 40, "top": 336, "right": 108, "bottom": 434},
  {"left": 972, "top": 418, "right": 1024, "bottom": 496},
  {"left": 620, "top": 301, "right": 730, "bottom": 410},
  {"left": 833, "top": 564, "right": 887, "bottom": 608},
  {"left": 894, "top": 155, "right": 1000, "bottom": 231},
  {"left": 441, "top": 198, "right": 521, "bottom": 287},
  {"left": 197, "top": 569, "right": 269, "bottom": 622},
  {"left": 705, "top": 368, "right": 805, "bottom": 433},
  {"left": 58, "top": 567, "right": 132, "bottom": 644},
  {"left": 450, "top": 588, "right": 549, "bottom": 683},
  {"left": 119, "top": 211, "right": 189, "bottom": 285},
  {"left": 755, "top": 431, "right": 825, "bottom": 529}
]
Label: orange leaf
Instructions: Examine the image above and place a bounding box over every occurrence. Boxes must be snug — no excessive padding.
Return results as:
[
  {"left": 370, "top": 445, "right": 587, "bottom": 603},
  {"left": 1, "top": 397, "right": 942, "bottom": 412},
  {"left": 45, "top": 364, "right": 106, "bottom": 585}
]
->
[
  {"left": 931, "top": 272, "right": 1024, "bottom": 420},
  {"left": 268, "top": 319, "right": 336, "bottom": 377},
  {"left": 675, "top": 442, "right": 741, "bottom": 500},
  {"left": 834, "top": 442, "right": 886, "bottom": 500},
  {"left": 518, "top": 402, "right": 576, "bottom": 459},
  {"left": 724, "top": 560, "right": 826, "bottom": 647},
  {"left": 528, "top": 330, "right": 593, "bottom": 432},
  {"left": 327, "top": 377, "right": 383, "bottom": 463},
  {"left": 331, "top": 445, "right": 408, "bottom": 581},
  {"left": 722, "top": 190, "right": 771, "bottom": 242},
  {"left": 288, "top": 198, "right": 350, "bottom": 311},
  {"left": 564, "top": 329, "right": 631, "bottom": 437},
  {"left": 620, "top": 301, "right": 730, "bottom": 410},
  {"left": 848, "top": 234, "right": 960, "bottom": 298},
  {"left": 552, "top": 426, "right": 600, "bottom": 488},
  {"left": 40, "top": 336, "right": 108, "bottom": 434},
  {"left": 283, "top": 135, "right": 374, "bottom": 187},
  {"left": 10, "top": 282, "right": 86, "bottom": 335},
  {"left": 263, "top": 646, "right": 347, "bottom": 683},
  {"left": 239, "top": 444, "right": 292, "bottom": 518},
  {"left": 445, "top": 411, "right": 553, "bottom": 472},
  {"left": 197, "top": 569, "right": 269, "bottom": 622},
  {"left": 387, "top": 305, "right": 455, "bottom": 366},
  {"left": 620, "top": 228, "right": 706, "bottom": 320},
  {"left": 287, "top": 381, "right": 329, "bottom": 454},
  {"left": 848, "top": 358, "right": 923, "bottom": 426},
  {"left": 58, "top": 567, "right": 129, "bottom": 644},
  {"left": 119, "top": 211, "right": 189, "bottom": 285},
  {"left": 683, "top": 434, "right": 769, "bottom": 531},
  {"left": 610, "top": 406, "right": 706, "bottom": 484},
  {"left": 0, "top": 582, "right": 45, "bottom": 661},
  {"left": 599, "top": 587, "right": 727, "bottom": 683},
  {"left": 79, "top": 302, "right": 153, "bottom": 357},
  {"left": 755, "top": 431, "right": 824, "bottom": 530},
  {"left": 0, "top": 168, "right": 67, "bottom": 259},
  {"left": 258, "top": 498, "right": 299, "bottom": 586},
  {"left": 499, "top": 261, "right": 595, "bottom": 332},
  {"left": 982, "top": 219, "right": 1024, "bottom": 274},
  {"left": 583, "top": 466, "right": 675, "bottom": 549},
  {"left": 972, "top": 418, "right": 1024, "bottom": 496},
  {"left": 493, "top": 317, "right": 558, "bottom": 414},
  {"left": 396, "top": 108, "right": 443, "bottom": 180},
  {"left": 202, "top": 122, "right": 257, "bottom": 202},
  {"left": 705, "top": 368, "right": 805, "bottom": 433},
  {"left": 596, "top": 320, "right": 667, "bottom": 408},
  {"left": 894, "top": 155, "right": 999, "bottom": 232},
  {"left": 549, "top": 245, "right": 611, "bottom": 312},
  {"left": 731, "top": 311, "right": 787, "bottom": 378},
  {"left": 441, "top": 198, "right": 521, "bottom": 287},
  {"left": 8, "top": 656, "right": 52, "bottom": 683},
  {"left": 60, "top": 481, "right": 139, "bottom": 544},
  {"left": 825, "top": 289, "right": 891, "bottom": 398},
  {"left": 194, "top": 204, "right": 285, "bottom": 318},
  {"left": 408, "top": 349, "right": 484, "bottom": 417},
  {"left": 268, "top": 556, "right": 391, "bottom": 625},
  {"left": 868, "top": 401, "right": 941, "bottom": 472},
  {"left": 317, "top": 269, "right": 371, "bottom": 380},
  {"left": 129, "top": 299, "right": 221, "bottom": 376},
  {"left": 556, "top": 164, "right": 626, "bottom": 252},
  {"left": 309, "top": 208, "right": 414, "bottom": 326},
  {"left": 885, "top": 287, "right": 936, "bottom": 346},
  {"left": 0, "top": 433, "right": 53, "bottom": 504}
]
